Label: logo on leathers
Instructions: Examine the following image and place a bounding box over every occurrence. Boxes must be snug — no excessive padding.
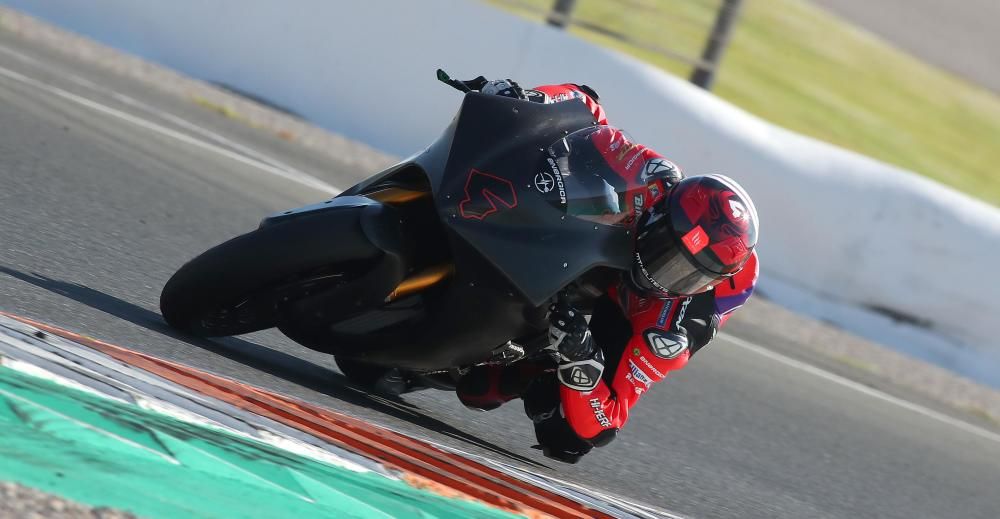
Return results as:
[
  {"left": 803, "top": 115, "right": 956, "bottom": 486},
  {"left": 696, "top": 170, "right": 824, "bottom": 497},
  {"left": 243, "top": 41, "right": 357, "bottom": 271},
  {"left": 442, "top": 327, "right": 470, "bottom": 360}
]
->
[
  {"left": 589, "top": 398, "right": 612, "bottom": 427},
  {"left": 570, "top": 366, "right": 592, "bottom": 386},
  {"left": 644, "top": 329, "right": 688, "bottom": 360},
  {"left": 627, "top": 360, "right": 653, "bottom": 387}
]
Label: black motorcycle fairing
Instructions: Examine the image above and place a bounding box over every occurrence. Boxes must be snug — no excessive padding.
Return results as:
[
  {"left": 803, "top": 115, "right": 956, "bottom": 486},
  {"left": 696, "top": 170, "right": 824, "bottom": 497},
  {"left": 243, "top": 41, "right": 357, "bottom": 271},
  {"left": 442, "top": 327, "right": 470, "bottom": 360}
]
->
[
  {"left": 339, "top": 94, "right": 634, "bottom": 306},
  {"left": 539, "top": 126, "right": 636, "bottom": 224},
  {"left": 289, "top": 94, "right": 637, "bottom": 370},
  {"left": 424, "top": 93, "right": 634, "bottom": 306}
]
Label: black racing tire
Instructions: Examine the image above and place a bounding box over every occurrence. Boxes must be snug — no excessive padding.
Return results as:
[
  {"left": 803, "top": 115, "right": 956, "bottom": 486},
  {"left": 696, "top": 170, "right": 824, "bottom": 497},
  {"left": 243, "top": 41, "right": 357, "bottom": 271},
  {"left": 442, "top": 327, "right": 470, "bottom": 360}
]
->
[{"left": 160, "top": 208, "right": 384, "bottom": 337}]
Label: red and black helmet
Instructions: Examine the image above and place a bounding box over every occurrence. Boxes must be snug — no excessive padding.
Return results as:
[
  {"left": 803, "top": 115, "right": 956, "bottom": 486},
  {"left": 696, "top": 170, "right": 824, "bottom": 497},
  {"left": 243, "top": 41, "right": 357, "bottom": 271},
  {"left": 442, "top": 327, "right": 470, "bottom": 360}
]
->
[{"left": 631, "top": 175, "right": 758, "bottom": 296}]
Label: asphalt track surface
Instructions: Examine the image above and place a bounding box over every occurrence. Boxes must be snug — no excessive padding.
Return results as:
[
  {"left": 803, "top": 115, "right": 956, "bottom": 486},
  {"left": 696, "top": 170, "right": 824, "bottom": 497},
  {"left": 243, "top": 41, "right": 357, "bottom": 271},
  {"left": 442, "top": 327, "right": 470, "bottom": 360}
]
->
[{"left": 1, "top": 32, "right": 999, "bottom": 519}]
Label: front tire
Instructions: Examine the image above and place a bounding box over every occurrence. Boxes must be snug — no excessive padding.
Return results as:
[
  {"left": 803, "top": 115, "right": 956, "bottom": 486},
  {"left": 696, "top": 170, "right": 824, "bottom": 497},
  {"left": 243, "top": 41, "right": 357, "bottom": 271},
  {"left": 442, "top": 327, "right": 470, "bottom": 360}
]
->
[{"left": 160, "top": 205, "right": 398, "bottom": 337}]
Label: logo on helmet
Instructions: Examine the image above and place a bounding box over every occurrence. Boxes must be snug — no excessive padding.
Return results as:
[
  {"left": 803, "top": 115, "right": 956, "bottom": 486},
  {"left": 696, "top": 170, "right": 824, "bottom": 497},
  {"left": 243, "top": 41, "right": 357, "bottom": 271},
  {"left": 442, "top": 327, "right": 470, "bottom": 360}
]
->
[
  {"left": 543, "top": 158, "right": 567, "bottom": 204},
  {"left": 728, "top": 198, "right": 747, "bottom": 220},
  {"left": 635, "top": 252, "right": 670, "bottom": 294},
  {"left": 681, "top": 225, "right": 709, "bottom": 255}
]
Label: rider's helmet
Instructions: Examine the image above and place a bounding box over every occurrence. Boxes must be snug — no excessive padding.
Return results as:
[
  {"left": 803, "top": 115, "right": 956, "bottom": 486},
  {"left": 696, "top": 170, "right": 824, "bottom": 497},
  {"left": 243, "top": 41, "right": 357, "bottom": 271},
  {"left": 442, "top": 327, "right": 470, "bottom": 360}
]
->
[{"left": 631, "top": 174, "right": 758, "bottom": 296}]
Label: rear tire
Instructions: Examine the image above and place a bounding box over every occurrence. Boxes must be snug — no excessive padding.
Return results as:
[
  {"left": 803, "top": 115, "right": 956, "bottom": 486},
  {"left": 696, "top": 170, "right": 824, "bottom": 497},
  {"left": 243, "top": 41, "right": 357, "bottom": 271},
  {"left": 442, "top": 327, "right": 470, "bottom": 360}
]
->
[{"left": 160, "top": 208, "right": 389, "bottom": 337}]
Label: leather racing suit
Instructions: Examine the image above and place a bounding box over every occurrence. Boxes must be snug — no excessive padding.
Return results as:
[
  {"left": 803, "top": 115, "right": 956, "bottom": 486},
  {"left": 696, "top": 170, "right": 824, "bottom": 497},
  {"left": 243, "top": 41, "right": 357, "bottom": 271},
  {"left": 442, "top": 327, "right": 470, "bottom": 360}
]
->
[{"left": 455, "top": 83, "right": 760, "bottom": 463}]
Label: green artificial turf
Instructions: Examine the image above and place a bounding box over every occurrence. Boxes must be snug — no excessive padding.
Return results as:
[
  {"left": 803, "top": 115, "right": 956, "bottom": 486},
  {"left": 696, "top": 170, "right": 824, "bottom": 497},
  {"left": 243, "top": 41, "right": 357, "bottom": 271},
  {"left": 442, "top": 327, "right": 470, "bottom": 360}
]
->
[{"left": 487, "top": 0, "right": 1000, "bottom": 206}]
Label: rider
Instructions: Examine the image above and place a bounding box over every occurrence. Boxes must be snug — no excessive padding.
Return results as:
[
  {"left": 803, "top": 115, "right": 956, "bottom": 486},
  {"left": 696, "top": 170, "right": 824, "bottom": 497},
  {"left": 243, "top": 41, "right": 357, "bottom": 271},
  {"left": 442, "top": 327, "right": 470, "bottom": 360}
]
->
[{"left": 368, "top": 78, "right": 759, "bottom": 464}]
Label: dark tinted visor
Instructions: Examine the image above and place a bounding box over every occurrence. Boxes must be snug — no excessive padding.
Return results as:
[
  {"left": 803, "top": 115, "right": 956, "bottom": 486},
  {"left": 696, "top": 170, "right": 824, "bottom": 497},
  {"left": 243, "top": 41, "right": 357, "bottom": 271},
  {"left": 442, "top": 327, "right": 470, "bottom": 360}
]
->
[{"left": 636, "top": 245, "right": 723, "bottom": 295}]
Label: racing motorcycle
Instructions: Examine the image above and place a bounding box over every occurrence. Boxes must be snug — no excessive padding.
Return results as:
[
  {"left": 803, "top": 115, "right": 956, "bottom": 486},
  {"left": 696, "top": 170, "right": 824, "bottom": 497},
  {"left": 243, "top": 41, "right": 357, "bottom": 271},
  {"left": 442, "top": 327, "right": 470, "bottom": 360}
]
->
[{"left": 160, "top": 71, "right": 634, "bottom": 384}]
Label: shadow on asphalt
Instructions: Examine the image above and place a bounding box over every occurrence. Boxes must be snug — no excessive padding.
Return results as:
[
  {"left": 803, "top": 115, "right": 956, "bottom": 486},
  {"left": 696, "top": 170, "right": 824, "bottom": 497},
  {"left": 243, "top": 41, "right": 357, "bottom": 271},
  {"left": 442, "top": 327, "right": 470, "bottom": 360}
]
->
[{"left": 0, "top": 266, "right": 549, "bottom": 469}]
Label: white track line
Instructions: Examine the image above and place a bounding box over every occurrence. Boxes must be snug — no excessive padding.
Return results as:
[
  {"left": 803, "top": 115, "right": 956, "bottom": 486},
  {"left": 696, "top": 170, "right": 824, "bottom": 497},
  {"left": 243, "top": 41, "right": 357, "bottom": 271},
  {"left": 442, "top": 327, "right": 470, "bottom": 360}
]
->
[
  {"left": 721, "top": 333, "right": 1000, "bottom": 444},
  {"left": 0, "top": 63, "right": 340, "bottom": 195},
  {"left": 0, "top": 43, "right": 318, "bottom": 180}
]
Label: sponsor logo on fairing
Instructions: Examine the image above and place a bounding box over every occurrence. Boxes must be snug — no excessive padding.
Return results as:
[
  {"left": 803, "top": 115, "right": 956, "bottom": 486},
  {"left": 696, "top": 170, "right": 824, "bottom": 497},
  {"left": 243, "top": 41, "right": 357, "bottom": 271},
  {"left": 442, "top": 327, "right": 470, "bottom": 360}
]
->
[
  {"left": 458, "top": 169, "right": 518, "bottom": 220},
  {"left": 589, "top": 398, "right": 613, "bottom": 427},
  {"left": 545, "top": 158, "right": 568, "bottom": 204},
  {"left": 644, "top": 329, "right": 689, "bottom": 360},
  {"left": 534, "top": 171, "right": 555, "bottom": 193},
  {"left": 633, "top": 193, "right": 644, "bottom": 215}
]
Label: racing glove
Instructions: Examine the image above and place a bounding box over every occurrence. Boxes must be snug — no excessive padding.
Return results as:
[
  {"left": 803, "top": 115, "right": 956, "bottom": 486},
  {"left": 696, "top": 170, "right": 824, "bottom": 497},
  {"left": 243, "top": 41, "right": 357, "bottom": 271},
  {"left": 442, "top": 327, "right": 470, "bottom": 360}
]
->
[
  {"left": 549, "top": 298, "right": 605, "bottom": 392},
  {"left": 480, "top": 79, "right": 526, "bottom": 99},
  {"left": 458, "top": 75, "right": 527, "bottom": 100}
]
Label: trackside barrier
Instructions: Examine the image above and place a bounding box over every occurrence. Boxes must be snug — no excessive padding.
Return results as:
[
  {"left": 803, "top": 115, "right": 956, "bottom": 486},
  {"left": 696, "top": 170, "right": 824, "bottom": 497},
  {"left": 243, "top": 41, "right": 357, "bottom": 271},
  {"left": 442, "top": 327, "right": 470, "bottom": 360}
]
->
[{"left": 4, "top": 0, "right": 999, "bottom": 382}]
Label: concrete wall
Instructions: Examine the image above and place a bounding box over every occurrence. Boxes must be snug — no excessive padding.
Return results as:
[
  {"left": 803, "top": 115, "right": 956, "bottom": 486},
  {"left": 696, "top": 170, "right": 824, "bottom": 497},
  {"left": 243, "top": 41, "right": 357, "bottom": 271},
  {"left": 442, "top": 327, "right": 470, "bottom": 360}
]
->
[{"left": 7, "top": 0, "right": 999, "bottom": 382}]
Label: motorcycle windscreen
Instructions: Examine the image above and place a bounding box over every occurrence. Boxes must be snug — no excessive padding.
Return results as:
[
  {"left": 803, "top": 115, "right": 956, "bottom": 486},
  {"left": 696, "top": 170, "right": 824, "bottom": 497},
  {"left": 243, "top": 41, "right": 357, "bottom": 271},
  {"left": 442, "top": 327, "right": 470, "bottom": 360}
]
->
[
  {"left": 434, "top": 95, "right": 634, "bottom": 307},
  {"left": 539, "top": 126, "right": 632, "bottom": 227}
]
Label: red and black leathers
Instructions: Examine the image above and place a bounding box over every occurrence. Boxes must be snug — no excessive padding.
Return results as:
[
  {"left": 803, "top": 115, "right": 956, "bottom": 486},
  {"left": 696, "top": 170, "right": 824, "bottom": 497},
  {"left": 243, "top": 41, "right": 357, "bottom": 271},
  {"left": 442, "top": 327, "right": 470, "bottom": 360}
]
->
[{"left": 456, "top": 83, "right": 760, "bottom": 462}]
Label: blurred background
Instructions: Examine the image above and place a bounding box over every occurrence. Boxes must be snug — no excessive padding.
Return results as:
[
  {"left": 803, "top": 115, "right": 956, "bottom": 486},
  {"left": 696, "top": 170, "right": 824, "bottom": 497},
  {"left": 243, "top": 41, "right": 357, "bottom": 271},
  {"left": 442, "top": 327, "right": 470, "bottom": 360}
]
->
[
  {"left": 492, "top": 0, "right": 1000, "bottom": 206},
  {"left": 1, "top": 1, "right": 999, "bottom": 518}
]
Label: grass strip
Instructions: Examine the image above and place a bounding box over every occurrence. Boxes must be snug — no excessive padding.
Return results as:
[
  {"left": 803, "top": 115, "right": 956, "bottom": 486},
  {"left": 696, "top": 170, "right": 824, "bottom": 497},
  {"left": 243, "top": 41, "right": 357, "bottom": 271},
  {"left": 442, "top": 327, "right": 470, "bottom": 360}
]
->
[{"left": 487, "top": 0, "right": 1000, "bottom": 206}]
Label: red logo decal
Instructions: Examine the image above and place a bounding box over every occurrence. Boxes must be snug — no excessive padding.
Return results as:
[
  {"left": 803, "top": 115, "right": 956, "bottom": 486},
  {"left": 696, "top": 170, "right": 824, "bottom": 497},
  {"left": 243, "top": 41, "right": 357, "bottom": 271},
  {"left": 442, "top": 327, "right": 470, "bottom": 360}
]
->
[
  {"left": 459, "top": 169, "right": 518, "bottom": 220},
  {"left": 710, "top": 236, "right": 748, "bottom": 265},
  {"left": 681, "top": 225, "right": 709, "bottom": 255}
]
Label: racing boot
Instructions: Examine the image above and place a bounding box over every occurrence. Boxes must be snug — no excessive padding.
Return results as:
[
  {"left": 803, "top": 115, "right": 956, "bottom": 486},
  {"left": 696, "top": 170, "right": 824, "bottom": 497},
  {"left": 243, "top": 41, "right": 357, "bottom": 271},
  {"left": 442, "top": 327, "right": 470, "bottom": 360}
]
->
[
  {"left": 336, "top": 358, "right": 426, "bottom": 397},
  {"left": 373, "top": 368, "right": 421, "bottom": 396}
]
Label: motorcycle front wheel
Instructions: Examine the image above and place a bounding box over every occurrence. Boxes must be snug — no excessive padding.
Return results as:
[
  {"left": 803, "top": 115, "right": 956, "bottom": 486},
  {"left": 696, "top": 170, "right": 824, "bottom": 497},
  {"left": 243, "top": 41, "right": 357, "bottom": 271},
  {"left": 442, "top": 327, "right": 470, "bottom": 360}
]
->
[{"left": 159, "top": 206, "right": 395, "bottom": 337}]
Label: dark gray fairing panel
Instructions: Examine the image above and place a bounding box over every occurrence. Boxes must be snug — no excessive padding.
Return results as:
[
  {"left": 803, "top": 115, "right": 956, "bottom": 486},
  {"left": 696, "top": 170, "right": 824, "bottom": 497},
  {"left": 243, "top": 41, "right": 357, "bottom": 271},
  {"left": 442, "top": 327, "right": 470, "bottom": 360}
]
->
[
  {"left": 259, "top": 196, "right": 377, "bottom": 228},
  {"left": 423, "top": 93, "right": 633, "bottom": 306},
  {"left": 326, "top": 94, "right": 636, "bottom": 369}
]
